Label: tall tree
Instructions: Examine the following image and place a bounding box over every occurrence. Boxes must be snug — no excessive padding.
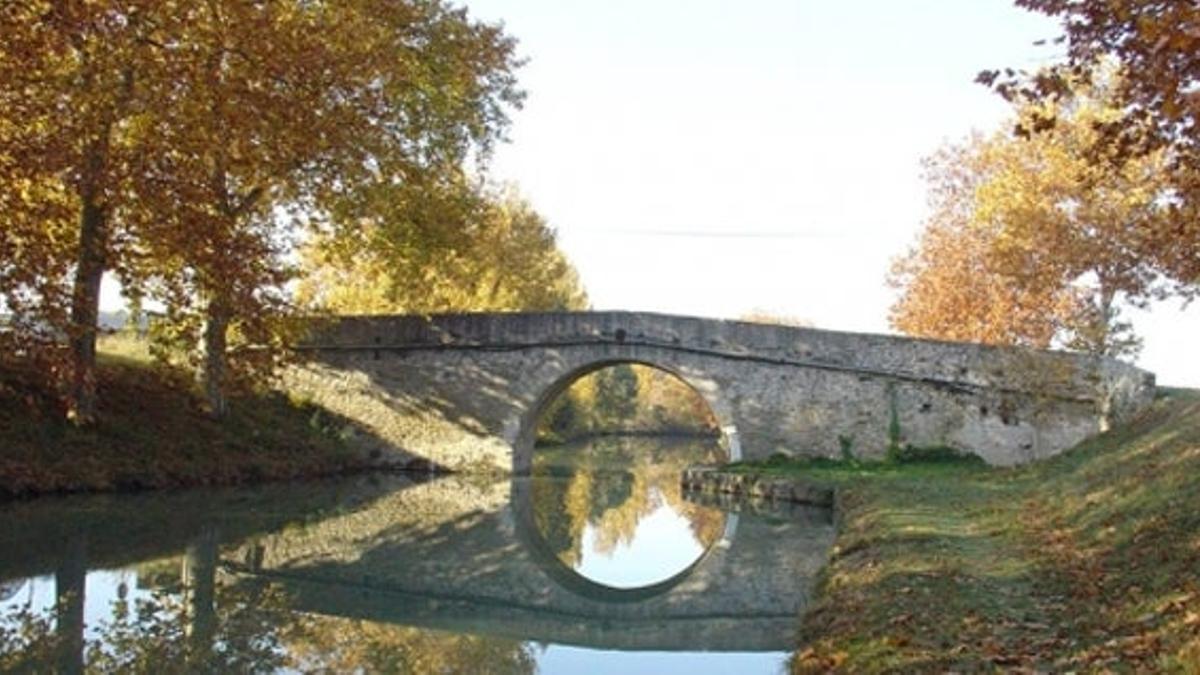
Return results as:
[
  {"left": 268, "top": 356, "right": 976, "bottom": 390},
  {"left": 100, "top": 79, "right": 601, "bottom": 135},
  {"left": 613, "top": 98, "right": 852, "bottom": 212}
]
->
[
  {"left": 132, "top": 0, "right": 524, "bottom": 416},
  {"left": 592, "top": 365, "right": 640, "bottom": 428},
  {"left": 890, "top": 136, "right": 1077, "bottom": 349},
  {"left": 890, "top": 93, "right": 1172, "bottom": 357},
  {"left": 0, "top": 2, "right": 174, "bottom": 422},
  {"left": 1, "top": 1, "right": 525, "bottom": 415},
  {"left": 983, "top": 1, "right": 1200, "bottom": 289},
  {"left": 3, "top": 1, "right": 524, "bottom": 419}
]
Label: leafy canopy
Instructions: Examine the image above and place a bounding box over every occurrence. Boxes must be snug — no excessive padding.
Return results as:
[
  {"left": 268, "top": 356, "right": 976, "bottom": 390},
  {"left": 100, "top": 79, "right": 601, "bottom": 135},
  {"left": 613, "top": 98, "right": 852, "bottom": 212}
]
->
[{"left": 890, "top": 87, "right": 1173, "bottom": 357}]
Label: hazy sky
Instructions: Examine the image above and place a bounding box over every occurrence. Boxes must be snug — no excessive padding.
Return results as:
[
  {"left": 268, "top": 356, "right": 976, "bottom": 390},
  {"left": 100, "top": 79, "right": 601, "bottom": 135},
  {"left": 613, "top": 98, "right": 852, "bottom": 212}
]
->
[{"left": 460, "top": 0, "right": 1200, "bottom": 386}]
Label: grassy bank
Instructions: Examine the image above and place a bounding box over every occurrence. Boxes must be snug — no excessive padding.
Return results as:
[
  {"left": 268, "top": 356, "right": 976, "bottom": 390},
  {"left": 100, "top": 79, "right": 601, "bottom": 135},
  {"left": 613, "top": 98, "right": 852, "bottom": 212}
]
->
[
  {"left": 0, "top": 336, "right": 374, "bottom": 499},
  {"left": 733, "top": 390, "right": 1200, "bottom": 672}
]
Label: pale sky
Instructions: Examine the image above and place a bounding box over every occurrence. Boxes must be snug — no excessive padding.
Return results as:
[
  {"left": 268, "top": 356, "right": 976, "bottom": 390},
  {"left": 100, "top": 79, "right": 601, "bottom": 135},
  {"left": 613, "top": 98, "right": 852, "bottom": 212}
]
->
[{"left": 460, "top": 0, "right": 1200, "bottom": 386}]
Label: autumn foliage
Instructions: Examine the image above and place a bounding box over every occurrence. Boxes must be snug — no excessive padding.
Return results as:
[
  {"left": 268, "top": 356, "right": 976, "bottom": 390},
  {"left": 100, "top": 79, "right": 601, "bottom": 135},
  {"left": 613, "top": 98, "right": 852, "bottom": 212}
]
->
[
  {"left": 1, "top": 1, "right": 524, "bottom": 420},
  {"left": 297, "top": 184, "right": 587, "bottom": 315},
  {"left": 983, "top": 0, "right": 1200, "bottom": 290},
  {"left": 890, "top": 86, "right": 1177, "bottom": 357}
]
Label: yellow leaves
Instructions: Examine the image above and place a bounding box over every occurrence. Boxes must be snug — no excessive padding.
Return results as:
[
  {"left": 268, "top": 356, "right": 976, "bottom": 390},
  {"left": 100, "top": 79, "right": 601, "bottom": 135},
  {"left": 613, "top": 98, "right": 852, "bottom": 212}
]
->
[
  {"left": 301, "top": 184, "right": 586, "bottom": 316},
  {"left": 5, "top": 0, "right": 530, "bottom": 405},
  {"left": 891, "top": 89, "right": 1173, "bottom": 356},
  {"left": 998, "top": 1, "right": 1200, "bottom": 281}
]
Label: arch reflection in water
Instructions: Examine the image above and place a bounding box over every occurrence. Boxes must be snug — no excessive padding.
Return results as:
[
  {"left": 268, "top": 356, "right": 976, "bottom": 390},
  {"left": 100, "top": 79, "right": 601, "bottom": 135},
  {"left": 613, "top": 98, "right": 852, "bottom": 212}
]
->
[
  {"left": 0, "top": 469, "right": 835, "bottom": 672},
  {"left": 529, "top": 435, "right": 728, "bottom": 592}
]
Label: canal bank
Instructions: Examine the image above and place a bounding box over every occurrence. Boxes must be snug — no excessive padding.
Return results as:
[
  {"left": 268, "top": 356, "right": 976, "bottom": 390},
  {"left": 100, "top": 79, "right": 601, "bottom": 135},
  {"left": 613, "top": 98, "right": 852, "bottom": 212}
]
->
[
  {"left": 0, "top": 340, "right": 409, "bottom": 500},
  {"left": 689, "top": 388, "right": 1200, "bottom": 672}
]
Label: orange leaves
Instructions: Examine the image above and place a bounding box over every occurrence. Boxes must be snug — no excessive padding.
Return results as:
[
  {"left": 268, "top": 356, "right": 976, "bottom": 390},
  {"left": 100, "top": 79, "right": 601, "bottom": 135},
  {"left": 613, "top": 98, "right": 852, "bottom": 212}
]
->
[
  {"left": 3, "top": 0, "right": 527, "bottom": 414},
  {"left": 889, "top": 91, "right": 1173, "bottom": 356},
  {"left": 990, "top": 1, "right": 1200, "bottom": 289},
  {"left": 792, "top": 644, "right": 849, "bottom": 673}
]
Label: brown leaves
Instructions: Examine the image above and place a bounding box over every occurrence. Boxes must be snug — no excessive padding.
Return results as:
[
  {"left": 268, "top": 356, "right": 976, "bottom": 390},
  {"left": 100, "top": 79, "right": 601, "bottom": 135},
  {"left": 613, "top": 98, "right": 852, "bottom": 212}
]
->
[
  {"left": 792, "top": 643, "right": 848, "bottom": 673},
  {"left": 2, "top": 0, "right": 526, "bottom": 411},
  {"left": 987, "top": 1, "right": 1200, "bottom": 289}
]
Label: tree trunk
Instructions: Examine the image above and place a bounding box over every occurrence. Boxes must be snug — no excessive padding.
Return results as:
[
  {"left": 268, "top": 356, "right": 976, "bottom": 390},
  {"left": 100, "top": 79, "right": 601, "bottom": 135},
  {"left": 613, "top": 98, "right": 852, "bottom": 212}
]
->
[
  {"left": 1097, "top": 284, "right": 1116, "bottom": 357},
  {"left": 67, "top": 189, "right": 108, "bottom": 426},
  {"left": 64, "top": 46, "right": 129, "bottom": 426},
  {"left": 199, "top": 299, "right": 230, "bottom": 418},
  {"left": 1096, "top": 280, "right": 1117, "bottom": 432}
]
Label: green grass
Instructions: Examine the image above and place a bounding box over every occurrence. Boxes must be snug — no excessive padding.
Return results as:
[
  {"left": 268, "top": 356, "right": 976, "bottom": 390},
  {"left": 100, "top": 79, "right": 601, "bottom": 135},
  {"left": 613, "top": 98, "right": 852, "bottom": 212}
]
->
[
  {"left": 0, "top": 336, "right": 372, "bottom": 498},
  {"left": 729, "top": 391, "right": 1200, "bottom": 672}
]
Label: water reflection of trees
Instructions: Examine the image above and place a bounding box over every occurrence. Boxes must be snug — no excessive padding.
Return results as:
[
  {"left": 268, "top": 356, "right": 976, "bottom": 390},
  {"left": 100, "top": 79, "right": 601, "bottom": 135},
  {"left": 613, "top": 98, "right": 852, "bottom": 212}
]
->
[
  {"left": 0, "top": 577, "right": 292, "bottom": 673},
  {"left": 531, "top": 437, "right": 726, "bottom": 571},
  {"left": 0, "top": 536, "right": 535, "bottom": 674},
  {"left": 285, "top": 616, "right": 534, "bottom": 674}
]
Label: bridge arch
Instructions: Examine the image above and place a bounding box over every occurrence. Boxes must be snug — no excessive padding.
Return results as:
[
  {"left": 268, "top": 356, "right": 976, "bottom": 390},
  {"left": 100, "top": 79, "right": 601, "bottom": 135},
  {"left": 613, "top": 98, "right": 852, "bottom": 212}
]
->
[{"left": 509, "top": 352, "right": 742, "bottom": 474}]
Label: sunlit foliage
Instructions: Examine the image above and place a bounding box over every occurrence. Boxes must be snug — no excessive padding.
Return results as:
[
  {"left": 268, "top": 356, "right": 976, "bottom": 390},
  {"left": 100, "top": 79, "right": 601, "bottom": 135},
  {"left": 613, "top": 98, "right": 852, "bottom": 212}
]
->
[
  {"left": 538, "top": 365, "right": 719, "bottom": 443},
  {"left": 297, "top": 184, "right": 587, "bottom": 315},
  {"left": 983, "top": 1, "right": 1200, "bottom": 292},
  {"left": 0, "top": 0, "right": 523, "bottom": 420},
  {"left": 890, "top": 87, "right": 1174, "bottom": 357}
]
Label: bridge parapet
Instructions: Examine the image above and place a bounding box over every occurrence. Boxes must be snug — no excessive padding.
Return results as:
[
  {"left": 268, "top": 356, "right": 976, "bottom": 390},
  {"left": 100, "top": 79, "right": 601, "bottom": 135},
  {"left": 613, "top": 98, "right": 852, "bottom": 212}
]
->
[{"left": 298, "top": 312, "right": 1152, "bottom": 408}]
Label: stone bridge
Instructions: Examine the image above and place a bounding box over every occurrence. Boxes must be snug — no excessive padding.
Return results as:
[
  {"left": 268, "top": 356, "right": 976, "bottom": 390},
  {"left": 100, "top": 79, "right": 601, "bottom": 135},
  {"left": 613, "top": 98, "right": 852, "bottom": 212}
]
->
[{"left": 286, "top": 312, "right": 1156, "bottom": 472}]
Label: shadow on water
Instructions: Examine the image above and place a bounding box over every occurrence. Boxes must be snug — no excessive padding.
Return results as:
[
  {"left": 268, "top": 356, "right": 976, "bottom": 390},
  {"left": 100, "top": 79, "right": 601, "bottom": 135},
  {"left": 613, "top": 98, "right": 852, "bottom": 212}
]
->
[{"left": 0, "top": 439, "right": 834, "bottom": 673}]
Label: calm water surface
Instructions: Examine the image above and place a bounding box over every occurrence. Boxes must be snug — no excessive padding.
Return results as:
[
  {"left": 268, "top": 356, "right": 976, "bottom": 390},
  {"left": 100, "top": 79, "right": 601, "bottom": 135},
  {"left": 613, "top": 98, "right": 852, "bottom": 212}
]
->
[{"left": 0, "top": 437, "right": 834, "bottom": 673}]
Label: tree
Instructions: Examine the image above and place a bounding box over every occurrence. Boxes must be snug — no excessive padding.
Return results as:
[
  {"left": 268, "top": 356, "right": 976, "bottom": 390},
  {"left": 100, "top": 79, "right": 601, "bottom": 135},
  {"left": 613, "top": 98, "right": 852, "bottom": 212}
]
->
[
  {"left": 297, "top": 184, "right": 588, "bottom": 315},
  {"left": 890, "top": 92, "right": 1172, "bottom": 357},
  {"left": 133, "top": 0, "right": 524, "bottom": 417},
  {"left": 2, "top": 1, "right": 524, "bottom": 419},
  {"left": 983, "top": 1, "right": 1200, "bottom": 289},
  {"left": 738, "top": 310, "right": 814, "bottom": 328},
  {"left": 0, "top": 2, "right": 175, "bottom": 423},
  {"left": 536, "top": 364, "right": 717, "bottom": 442},
  {"left": 592, "top": 365, "right": 639, "bottom": 427}
]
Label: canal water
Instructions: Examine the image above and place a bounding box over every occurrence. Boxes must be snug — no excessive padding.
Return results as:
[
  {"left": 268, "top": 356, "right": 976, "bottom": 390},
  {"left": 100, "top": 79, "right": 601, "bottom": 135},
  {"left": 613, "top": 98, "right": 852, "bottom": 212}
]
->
[{"left": 0, "top": 437, "right": 834, "bottom": 673}]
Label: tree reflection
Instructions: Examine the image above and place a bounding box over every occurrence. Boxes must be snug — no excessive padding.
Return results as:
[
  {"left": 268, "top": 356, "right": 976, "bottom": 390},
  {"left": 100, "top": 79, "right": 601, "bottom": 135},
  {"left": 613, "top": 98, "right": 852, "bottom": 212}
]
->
[
  {"left": 282, "top": 616, "right": 535, "bottom": 674},
  {"left": 0, "top": 565, "right": 536, "bottom": 674},
  {"left": 83, "top": 580, "right": 291, "bottom": 672},
  {"left": 0, "top": 601, "right": 58, "bottom": 673},
  {"left": 0, "top": 515, "right": 538, "bottom": 675},
  {"left": 531, "top": 437, "right": 726, "bottom": 573}
]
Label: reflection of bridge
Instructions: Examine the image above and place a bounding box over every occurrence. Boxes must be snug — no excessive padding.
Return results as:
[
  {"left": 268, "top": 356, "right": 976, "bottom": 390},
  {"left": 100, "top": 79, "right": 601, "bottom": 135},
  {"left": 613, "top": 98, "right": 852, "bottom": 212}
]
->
[
  {"left": 223, "top": 476, "right": 835, "bottom": 652},
  {"left": 0, "top": 474, "right": 832, "bottom": 661},
  {"left": 287, "top": 312, "right": 1154, "bottom": 472}
]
